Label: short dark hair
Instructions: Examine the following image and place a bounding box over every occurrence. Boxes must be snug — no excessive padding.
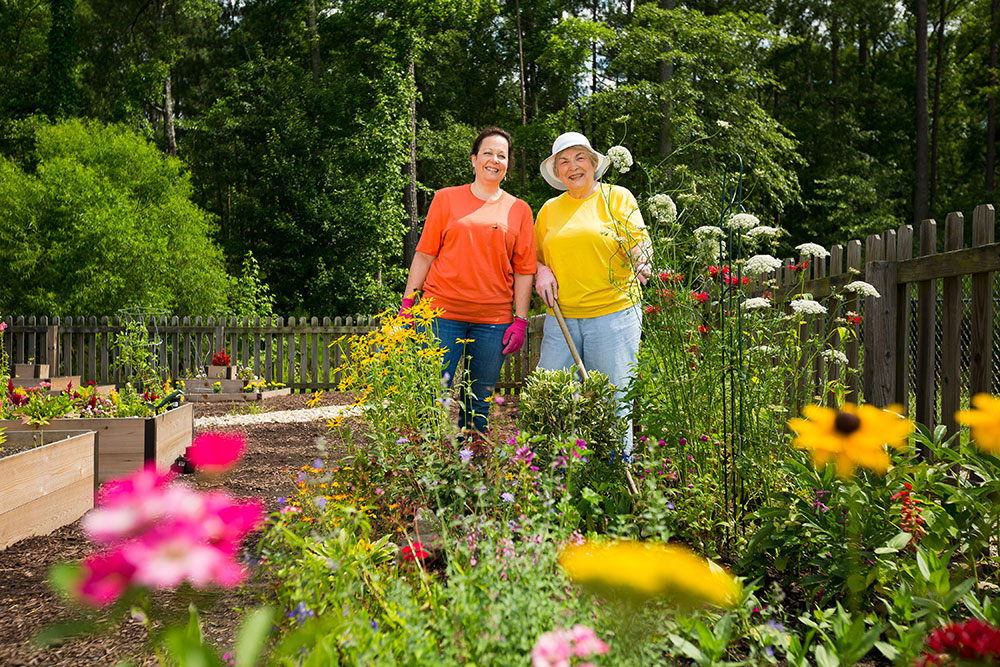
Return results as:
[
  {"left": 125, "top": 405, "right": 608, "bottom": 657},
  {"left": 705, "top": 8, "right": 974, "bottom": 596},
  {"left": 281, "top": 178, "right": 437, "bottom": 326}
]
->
[{"left": 471, "top": 126, "right": 512, "bottom": 158}]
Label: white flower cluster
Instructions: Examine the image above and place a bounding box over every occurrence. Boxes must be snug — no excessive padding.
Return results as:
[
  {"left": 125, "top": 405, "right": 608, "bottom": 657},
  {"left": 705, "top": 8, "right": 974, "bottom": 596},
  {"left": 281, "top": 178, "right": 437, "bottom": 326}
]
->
[
  {"left": 742, "top": 297, "right": 772, "bottom": 310},
  {"left": 795, "top": 242, "right": 830, "bottom": 258},
  {"left": 744, "top": 225, "right": 782, "bottom": 241},
  {"left": 821, "top": 349, "right": 849, "bottom": 365},
  {"left": 607, "top": 146, "right": 633, "bottom": 173},
  {"left": 727, "top": 212, "right": 760, "bottom": 231},
  {"left": 648, "top": 194, "right": 677, "bottom": 225},
  {"left": 716, "top": 119, "right": 731, "bottom": 129},
  {"left": 743, "top": 254, "right": 783, "bottom": 276},
  {"left": 750, "top": 345, "right": 777, "bottom": 354},
  {"left": 693, "top": 225, "right": 724, "bottom": 239},
  {"left": 790, "top": 298, "right": 827, "bottom": 315},
  {"left": 843, "top": 280, "right": 881, "bottom": 298}
]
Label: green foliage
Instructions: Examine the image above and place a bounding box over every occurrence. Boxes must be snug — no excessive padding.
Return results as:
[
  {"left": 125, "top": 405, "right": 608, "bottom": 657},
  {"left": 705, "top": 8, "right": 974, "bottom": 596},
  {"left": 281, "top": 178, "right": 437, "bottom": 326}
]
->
[
  {"left": 518, "top": 367, "right": 625, "bottom": 458},
  {"left": 228, "top": 251, "right": 275, "bottom": 319},
  {"left": 0, "top": 118, "right": 229, "bottom": 315}
]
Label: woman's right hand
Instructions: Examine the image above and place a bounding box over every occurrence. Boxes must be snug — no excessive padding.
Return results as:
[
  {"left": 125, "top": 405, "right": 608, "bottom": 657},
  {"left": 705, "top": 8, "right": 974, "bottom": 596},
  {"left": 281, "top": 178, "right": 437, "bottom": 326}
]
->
[
  {"left": 535, "top": 265, "right": 559, "bottom": 308},
  {"left": 399, "top": 296, "right": 416, "bottom": 321}
]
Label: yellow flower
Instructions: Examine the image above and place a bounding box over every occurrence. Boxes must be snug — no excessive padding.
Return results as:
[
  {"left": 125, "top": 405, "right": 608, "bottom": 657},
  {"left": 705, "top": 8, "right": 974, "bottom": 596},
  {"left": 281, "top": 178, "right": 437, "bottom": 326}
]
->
[
  {"left": 955, "top": 393, "right": 1000, "bottom": 453},
  {"left": 787, "top": 403, "right": 911, "bottom": 478},
  {"left": 560, "top": 540, "right": 739, "bottom": 608}
]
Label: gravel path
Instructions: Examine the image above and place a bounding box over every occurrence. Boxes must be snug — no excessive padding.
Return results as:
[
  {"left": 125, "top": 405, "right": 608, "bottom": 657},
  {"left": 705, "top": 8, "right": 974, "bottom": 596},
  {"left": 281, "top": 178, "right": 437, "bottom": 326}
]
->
[{"left": 194, "top": 403, "right": 360, "bottom": 428}]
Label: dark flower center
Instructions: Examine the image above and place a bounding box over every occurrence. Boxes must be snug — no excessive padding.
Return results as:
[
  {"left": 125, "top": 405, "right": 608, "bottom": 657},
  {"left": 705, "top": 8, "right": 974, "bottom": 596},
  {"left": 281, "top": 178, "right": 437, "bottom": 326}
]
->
[{"left": 834, "top": 411, "right": 861, "bottom": 435}]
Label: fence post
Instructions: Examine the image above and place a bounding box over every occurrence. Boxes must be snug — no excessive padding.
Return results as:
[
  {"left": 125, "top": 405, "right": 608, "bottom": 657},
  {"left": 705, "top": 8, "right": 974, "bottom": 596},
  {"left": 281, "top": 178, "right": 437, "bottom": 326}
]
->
[
  {"left": 970, "top": 204, "right": 995, "bottom": 398},
  {"left": 863, "top": 260, "right": 898, "bottom": 407},
  {"left": 915, "top": 219, "right": 938, "bottom": 430},
  {"left": 45, "top": 324, "right": 58, "bottom": 367}
]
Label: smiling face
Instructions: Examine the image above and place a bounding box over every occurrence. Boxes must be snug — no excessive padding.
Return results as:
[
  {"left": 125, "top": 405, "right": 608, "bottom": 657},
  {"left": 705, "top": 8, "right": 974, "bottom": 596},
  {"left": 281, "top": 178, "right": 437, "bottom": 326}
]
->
[
  {"left": 470, "top": 134, "right": 509, "bottom": 187},
  {"left": 554, "top": 146, "right": 598, "bottom": 196}
]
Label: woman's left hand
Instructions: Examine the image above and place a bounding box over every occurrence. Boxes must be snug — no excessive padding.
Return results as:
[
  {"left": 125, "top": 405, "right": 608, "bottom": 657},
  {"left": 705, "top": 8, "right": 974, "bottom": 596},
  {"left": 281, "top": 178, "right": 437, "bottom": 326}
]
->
[
  {"left": 635, "top": 260, "right": 652, "bottom": 285},
  {"left": 502, "top": 317, "right": 528, "bottom": 354}
]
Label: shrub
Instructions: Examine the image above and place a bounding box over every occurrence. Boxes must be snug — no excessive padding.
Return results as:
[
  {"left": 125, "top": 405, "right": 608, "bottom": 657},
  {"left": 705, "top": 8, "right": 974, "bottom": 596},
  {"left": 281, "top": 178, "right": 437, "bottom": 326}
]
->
[{"left": 518, "top": 368, "right": 625, "bottom": 461}]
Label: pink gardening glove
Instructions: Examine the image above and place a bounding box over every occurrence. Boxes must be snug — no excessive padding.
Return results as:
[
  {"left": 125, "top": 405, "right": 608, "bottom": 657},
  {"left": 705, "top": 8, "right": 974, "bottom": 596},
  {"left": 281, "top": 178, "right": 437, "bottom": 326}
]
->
[
  {"left": 399, "top": 296, "right": 416, "bottom": 321},
  {"left": 535, "top": 265, "right": 559, "bottom": 308},
  {"left": 635, "top": 260, "right": 652, "bottom": 285},
  {"left": 502, "top": 317, "right": 528, "bottom": 355}
]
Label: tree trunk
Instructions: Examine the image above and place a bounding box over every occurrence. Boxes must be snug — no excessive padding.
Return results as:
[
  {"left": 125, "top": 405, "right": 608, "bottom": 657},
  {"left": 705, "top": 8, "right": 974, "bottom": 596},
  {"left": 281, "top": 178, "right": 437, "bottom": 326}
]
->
[
  {"left": 402, "top": 55, "right": 420, "bottom": 269},
  {"left": 45, "top": 0, "right": 76, "bottom": 117},
  {"left": 515, "top": 0, "right": 527, "bottom": 193},
  {"left": 658, "top": 0, "right": 675, "bottom": 159},
  {"left": 164, "top": 70, "right": 177, "bottom": 156},
  {"left": 930, "top": 0, "right": 945, "bottom": 208},
  {"left": 831, "top": 13, "right": 840, "bottom": 120},
  {"left": 914, "top": 0, "right": 930, "bottom": 223},
  {"left": 308, "top": 0, "right": 320, "bottom": 83},
  {"left": 988, "top": 0, "right": 999, "bottom": 192}
]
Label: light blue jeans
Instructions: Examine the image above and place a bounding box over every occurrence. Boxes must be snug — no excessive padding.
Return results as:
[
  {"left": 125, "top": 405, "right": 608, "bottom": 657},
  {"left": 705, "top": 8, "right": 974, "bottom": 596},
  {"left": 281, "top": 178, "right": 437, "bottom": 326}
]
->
[
  {"left": 432, "top": 317, "right": 508, "bottom": 433},
  {"left": 537, "top": 305, "right": 642, "bottom": 454}
]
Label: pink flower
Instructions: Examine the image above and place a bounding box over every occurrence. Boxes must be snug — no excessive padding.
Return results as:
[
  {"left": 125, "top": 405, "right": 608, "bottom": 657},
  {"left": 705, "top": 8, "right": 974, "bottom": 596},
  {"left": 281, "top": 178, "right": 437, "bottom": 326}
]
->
[
  {"left": 572, "top": 624, "right": 610, "bottom": 657},
  {"left": 531, "top": 629, "right": 573, "bottom": 667},
  {"left": 84, "top": 467, "right": 189, "bottom": 544},
  {"left": 77, "top": 548, "right": 136, "bottom": 606},
  {"left": 123, "top": 530, "right": 246, "bottom": 589},
  {"left": 186, "top": 432, "right": 246, "bottom": 473}
]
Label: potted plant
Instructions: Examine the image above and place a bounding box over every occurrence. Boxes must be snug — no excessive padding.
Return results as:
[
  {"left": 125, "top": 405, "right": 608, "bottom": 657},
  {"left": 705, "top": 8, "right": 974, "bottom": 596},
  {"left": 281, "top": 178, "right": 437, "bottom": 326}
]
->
[{"left": 207, "top": 350, "right": 236, "bottom": 379}]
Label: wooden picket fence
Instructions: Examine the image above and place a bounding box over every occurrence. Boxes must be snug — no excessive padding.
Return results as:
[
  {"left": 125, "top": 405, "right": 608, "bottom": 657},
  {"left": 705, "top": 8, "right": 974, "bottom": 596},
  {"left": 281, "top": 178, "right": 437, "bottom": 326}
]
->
[
  {"left": 764, "top": 203, "right": 999, "bottom": 438},
  {"left": 1, "top": 315, "right": 546, "bottom": 395},
  {"left": 4, "top": 202, "right": 999, "bottom": 420}
]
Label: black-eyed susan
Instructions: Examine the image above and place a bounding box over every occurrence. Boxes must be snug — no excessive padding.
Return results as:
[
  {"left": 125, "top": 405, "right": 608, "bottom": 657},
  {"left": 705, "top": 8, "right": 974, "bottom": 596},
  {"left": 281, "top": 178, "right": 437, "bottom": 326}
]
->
[
  {"left": 955, "top": 393, "right": 1000, "bottom": 454},
  {"left": 558, "top": 540, "right": 739, "bottom": 608},
  {"left": 787, "top": 403, "right": 912, "bottom": 479}
]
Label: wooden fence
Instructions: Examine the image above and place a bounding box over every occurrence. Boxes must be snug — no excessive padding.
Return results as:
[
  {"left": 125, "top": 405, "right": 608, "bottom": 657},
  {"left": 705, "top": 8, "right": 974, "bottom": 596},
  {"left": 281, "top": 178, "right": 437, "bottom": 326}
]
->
[
  {"left": 765, "top": 203, "right": 998, "bottom": 438},
  {"left": 5, "top": 203, "right": 999, "bottom": 421},
  {"left": 1, "top": 315, "right": 546, "bottom": 394}
]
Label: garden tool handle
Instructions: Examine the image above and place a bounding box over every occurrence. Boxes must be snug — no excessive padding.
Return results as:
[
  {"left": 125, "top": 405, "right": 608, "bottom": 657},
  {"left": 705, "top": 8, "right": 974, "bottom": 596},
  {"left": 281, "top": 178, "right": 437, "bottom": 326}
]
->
[{"left": 551, "top": 300, "right": 588, "bottom": 382}]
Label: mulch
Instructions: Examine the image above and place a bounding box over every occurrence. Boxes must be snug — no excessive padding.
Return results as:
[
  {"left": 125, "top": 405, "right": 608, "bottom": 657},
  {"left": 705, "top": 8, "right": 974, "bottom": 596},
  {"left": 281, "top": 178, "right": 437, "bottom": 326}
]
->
[{"left": 0, "top": 391, "right": 351, "bottom": 666}]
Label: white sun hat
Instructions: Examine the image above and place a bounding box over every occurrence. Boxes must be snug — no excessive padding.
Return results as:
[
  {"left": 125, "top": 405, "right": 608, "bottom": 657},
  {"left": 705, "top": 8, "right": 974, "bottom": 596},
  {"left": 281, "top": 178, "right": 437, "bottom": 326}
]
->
[{"left": 539, "top": 131, "right": 610, "bottom": 190}]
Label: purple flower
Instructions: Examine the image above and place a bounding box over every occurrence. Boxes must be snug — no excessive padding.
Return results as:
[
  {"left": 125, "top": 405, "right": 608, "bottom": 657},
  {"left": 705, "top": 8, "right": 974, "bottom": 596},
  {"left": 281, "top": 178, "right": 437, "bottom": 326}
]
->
[
  {"left": 396, "top": 437, "right": 409, "bottom": 444},
  {"left": 679, "top": 438, "right": 687, "bottom": 445},
  {"left": 666, "top": 502, "right": 675, "bottom": 510},
  {"left": 459, "top": 448, "right": 474, "bottom": 463},
  {"left": 315, "top": 497, "right": 328, "bottom": 508},
  {"left": 501, "top": 492, "right": 515, "bottom": 503},
  {"left": 313, "top": 458, "right": 323, "bottom": 469}
]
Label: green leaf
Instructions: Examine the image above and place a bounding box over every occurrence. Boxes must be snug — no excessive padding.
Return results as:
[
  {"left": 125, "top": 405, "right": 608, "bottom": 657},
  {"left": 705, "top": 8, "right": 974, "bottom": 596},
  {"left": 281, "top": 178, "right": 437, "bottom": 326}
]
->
[
  {"left": 813, "top": 643, "right": 840, "bottom": 667},
  {"left": 874, "top": 641, "right": 900, "bottom": 660},
  {"left": 846, "top": 574, "right": 866, "bottom": 593},
  {"left": 235, "top": 606, "right": 274, "bottom": 667},
  {"left": 916, "top": 550, "right": 931, "bottom": 582}
]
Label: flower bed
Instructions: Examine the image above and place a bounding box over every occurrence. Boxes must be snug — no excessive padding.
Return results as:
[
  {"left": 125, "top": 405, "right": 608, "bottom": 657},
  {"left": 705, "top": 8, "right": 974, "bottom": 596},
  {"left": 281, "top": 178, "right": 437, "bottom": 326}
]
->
[
  {"left": 0, "top": 403, "right": 192, "bottom": 483},
  {"left": 0, "top": 429, "right": 96, "bottom": 550}
]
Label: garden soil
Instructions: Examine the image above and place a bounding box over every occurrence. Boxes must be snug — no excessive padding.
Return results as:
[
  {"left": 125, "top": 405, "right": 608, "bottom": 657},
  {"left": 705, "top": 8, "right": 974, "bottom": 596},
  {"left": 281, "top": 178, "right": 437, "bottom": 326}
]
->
[{"left": 0, "top": 392, "right": 353, "bottom": 666}]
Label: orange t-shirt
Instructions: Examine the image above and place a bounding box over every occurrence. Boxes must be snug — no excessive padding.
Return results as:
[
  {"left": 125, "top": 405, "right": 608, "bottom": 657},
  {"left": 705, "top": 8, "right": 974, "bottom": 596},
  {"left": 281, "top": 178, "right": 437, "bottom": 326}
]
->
[{"left": 417, "top": 185, "right": 536, "bottom": 324}]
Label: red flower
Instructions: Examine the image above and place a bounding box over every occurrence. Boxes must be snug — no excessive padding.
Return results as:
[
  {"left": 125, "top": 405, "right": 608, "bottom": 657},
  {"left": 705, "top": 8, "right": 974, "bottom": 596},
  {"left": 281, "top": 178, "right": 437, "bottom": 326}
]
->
[
  {"left": 916, "top": 619, "right": 1000, "bottom": 666},
  {"left": 698, "top": 325, "right": 711, "bottom": 336},
  {"left": 847, "top": 315, "right": 862, "bottom": 326},
  {"left": 791, "top": 260, "right": 811, "bottom": 273},
  {"left": 644, "top": 305, "right": 661, "bottom": 315},
  {"left": 402, "top": 542, "right": 429, "bottom": 561},
  {"left": 691, "top": 291, "right": 710, "bottom": 304},
  {"left": 212, "top": 350, "right": 231, "bottom": 366},
  {"left": 659, "top": 271, "right": 684, "bottom": 283}
]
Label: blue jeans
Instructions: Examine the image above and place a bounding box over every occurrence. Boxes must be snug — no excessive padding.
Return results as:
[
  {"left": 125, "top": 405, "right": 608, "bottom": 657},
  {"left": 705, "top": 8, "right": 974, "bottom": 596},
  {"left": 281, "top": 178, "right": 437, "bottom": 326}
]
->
[
  {"left": 537, "top": 305, "right": 642, "bottom": 454},
  {"left": 432, "top": 317, "right": 508, "bottom": 433}
]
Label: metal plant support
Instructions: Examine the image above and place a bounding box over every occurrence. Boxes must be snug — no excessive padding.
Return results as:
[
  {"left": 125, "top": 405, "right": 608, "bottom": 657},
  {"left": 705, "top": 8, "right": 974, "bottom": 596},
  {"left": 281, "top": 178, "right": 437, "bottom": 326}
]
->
[{"left": 717, "top": 156, "right": 748, "bottom": 542}]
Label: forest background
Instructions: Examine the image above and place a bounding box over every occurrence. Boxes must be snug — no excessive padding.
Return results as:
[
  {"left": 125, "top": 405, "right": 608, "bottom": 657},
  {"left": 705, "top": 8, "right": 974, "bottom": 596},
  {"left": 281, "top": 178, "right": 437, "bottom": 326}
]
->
[{"left": 1, "top": 0, "right": 996, "bottom": 317}]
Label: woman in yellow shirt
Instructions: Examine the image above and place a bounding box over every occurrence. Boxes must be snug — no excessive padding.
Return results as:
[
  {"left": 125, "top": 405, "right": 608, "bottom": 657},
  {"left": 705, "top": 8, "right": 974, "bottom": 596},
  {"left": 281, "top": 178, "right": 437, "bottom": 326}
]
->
[{"left": 534, "top": 132, "right": 651, "bottom": 454}]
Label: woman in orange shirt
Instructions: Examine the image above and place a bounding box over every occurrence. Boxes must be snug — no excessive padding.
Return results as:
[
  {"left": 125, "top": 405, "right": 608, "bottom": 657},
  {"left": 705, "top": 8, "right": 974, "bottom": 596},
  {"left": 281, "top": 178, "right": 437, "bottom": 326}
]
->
[{"left": 399, "top": 127, "right": 536, "bottom": 435}]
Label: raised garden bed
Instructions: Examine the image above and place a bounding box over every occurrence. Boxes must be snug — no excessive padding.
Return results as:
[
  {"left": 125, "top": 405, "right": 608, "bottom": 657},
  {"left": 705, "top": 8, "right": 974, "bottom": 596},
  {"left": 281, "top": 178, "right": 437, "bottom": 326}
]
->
[
  {"left": 0, "top": 403, "right": 192, "bottom": 484},
  {"left": 13, "top": 363, "right": 49, "bottom": 378},
  {"left": 184, "top": 387, "right": 292, "bottom": 403},
  {"left": 11, "top": 375, "right": 81, "bottom": 392},
  {"left": 0, "top": 429, "right": 96, "bottom": 550}
]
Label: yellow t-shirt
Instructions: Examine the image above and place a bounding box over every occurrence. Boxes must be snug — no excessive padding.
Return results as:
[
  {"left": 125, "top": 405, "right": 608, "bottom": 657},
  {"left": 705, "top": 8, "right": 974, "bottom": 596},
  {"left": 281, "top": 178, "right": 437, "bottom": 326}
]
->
[{"left": 535, "top": 184, "right": 649, "bottom": 318}]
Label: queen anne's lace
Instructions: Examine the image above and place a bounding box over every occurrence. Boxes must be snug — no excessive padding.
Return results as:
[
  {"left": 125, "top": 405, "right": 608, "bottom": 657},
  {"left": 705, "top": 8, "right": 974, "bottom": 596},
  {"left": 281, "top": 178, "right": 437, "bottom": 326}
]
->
[
  {"left": 743, "top": 297, "right": 772, "bottom": 310},
  {"left": 728, "top": 213, "right": 760, "bottom": 231},
  {"left": 648, "top": 194, "right": 677, "bottom": 224},
  {"left": 607, "top": 146, "right": 633, "bottom": 173},
  {"left": 743, "top": 254, "right": 783, "bottom": 275},
  {"left": 821, "top": 349, "right": 849, "bottom": 365},
  {"left": 790, "top": 299, "right": 827, "bottom": 315},
  {"left": 843, "top": 280, "right": 881, "bottom": 298},
  {"left": 795, "top": 242, "right": 830, "bottom": 258}
]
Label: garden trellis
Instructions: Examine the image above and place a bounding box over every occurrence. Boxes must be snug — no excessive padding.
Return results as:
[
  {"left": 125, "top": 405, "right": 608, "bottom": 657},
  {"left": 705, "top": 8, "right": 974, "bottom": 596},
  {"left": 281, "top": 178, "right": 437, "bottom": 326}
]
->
[{"left": 1, "top": 314, "right": 544, "bottom": 395}]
